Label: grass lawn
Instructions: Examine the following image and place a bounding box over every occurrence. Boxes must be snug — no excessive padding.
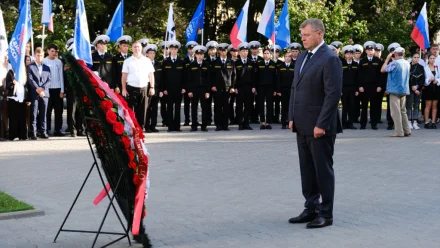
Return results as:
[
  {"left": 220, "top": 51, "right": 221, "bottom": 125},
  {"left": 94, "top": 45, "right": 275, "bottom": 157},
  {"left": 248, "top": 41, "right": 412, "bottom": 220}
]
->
[{"left": 0, "top": 191, "right": 34, "bottom": 214}]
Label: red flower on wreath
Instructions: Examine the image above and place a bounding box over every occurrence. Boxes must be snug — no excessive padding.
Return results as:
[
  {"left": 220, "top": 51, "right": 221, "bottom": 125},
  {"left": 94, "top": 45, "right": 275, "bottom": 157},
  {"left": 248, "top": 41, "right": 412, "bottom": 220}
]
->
[
  {"left": 121, "top": 136, "right": 131, "bottom": 149},
  {"left": 133, "top": 174, "right": 140, "bottom": 185},
  {"left": 90, "top": 77, "right": 99, "bottom": 87},
  {"left": 127, "top": 149, "right": 135, "bottom": 162},
  {"left": 100, "top": 100, "right": 113, "bottom": 112},
  {"left": 113, "top": 122, "right": 125, "bottom": 135},
  {"left": 96, "top": 88, "right": 106, "bottom": 99},
  {"left": 106, "top": 109, "right": 118, "bottom": 124},
  {"left": 83, "top": 95, "right": 89, "bottom": 104},
  {"left": 128, "top": 161, "right": 137, "bottom": 170}
]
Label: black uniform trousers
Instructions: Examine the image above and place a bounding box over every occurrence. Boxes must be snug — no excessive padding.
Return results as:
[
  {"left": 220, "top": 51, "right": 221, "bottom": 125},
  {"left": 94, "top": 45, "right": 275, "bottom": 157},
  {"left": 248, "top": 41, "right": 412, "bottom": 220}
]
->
[
  {"left": 145, "top": 93, "right": 159, "bottom": 130},
  {"left": 8, "top": 99, "right": 27, "bottom": 140},
  {"left": 280, "top": 88, "right": 291, "bottom": 125},
  {"left": 126, "top": 85, "right": 148, "bottom": 127},
  {"left": 191, "top": 88, "right": 209, "bottom": 128},
  {"left": 297, "top": 132, "right": 335, "bottom": 218},
  {"left": 236, "top": 86, "right": 253, "bottom": 126},
  {"left": 160, "top": 96, "right": 168, "bottom": 126},
  {"left": 66, "top": 86, "right": 84, "bottom": 134},
  {"left": 214, "top": 88, "right": 231, "bottom": 128},
  {"left": 166, "top": 91, "right": 182, "bottom": 130},
  {"left": 386, "top": 94, "right": 394, "bottom": 127},
  {"left": 207, "top": 94, "right": 213, "bottom": 124},
  {"left": 341, "top": 86, "right": 357, "bottom": 126},
  {"left": 183, "top": 93, "right": 191, "bottom": 123},
  {"left": 46, "top": 88, "right": 63, "bottom": 132},
  {"left": 273, "top": 95, "right": 281, "bottom": 122},
  {"left": 257, "top": 86, "right": 274, "bottom": 123},
  {"left": 360, "top": 85, "right": 382, "bottom": 127},
  {"left": 251, "top": 95, "right": 259, "bottom": 122},
  {"left": 353, "top": 95, "right": 361, "bottom": 122},
  {"left": 229, "top": 94, "right": 236, "bottom": 123}
]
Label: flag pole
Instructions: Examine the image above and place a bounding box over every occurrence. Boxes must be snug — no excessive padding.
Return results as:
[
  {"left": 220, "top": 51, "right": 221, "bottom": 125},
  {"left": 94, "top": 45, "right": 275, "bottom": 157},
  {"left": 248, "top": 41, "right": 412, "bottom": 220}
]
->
[
  {"left": 201, "top": 29, "right": 204, "bottom": 46},
  {"left": 42, "top": 25, "right": 46, "bottom": 50},
  {"left": 31, "top": 31, "right": 34, "bottom": 57}
]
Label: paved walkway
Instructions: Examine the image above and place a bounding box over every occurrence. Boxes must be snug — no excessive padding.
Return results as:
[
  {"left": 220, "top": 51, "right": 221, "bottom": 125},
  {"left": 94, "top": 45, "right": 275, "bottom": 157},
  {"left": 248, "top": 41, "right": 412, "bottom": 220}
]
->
[{"left": 1, "top": 122, "right": 439, "bottom": 248}]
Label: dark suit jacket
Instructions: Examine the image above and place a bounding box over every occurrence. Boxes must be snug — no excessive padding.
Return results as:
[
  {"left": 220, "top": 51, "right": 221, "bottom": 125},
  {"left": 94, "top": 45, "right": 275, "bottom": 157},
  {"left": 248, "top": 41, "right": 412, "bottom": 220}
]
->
[
  {"left": 288, "top": 43, "right": 342, "bottom": 136},
  {"left": 27, "top": 62, "right": 51, "bottom": 101}
]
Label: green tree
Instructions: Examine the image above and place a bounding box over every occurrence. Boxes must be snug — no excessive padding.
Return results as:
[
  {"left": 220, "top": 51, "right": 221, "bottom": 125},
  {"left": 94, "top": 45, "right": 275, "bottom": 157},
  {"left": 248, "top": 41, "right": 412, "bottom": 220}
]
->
[{"left": 288, "top": 0, "right": 368, "bottom": 45}]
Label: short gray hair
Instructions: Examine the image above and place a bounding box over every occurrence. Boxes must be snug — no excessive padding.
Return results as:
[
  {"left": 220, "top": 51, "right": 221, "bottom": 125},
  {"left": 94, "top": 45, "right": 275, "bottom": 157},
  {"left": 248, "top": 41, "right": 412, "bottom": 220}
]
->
[{"left": 300, "top": 18, "right": 325, "bottom": 34}]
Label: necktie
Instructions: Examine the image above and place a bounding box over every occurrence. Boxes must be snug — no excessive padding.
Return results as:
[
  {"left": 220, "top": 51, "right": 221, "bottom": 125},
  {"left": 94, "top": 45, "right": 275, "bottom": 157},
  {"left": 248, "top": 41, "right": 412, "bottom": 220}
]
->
[
  {"left": 286, "top": 63, "right": 289, "bottom": 67},
  {"left": 190, "top": 58, "right": 193, "bottom": 63},
  {"left": 304, "top": 52, "right": 313, "bottom": 66},
  {"left": 101, "top": 54, "right": 104, "bottom": 59},
  {"left": 222, "top": 59, "right": 225, "bottom": 64},
  {"left": 173, "top": 59, "right": 175, "bottom": 63},
  {"left": 266, "top": 62, "right": 269, "bottom": 66},
  {"left": 243, "top": 60, "right": 246, "bottom": 65}
]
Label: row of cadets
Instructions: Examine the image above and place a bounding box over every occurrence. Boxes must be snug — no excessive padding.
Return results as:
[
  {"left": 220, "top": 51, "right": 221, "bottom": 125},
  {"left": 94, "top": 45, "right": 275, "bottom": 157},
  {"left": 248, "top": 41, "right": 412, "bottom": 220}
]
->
[
  {"left": 210, "top": 43, "right": 236, "bottom": 131},
  {"left": 161, "top": 41, "right": 186, "bottom": 132},
  {"left": 186, "top": 45, "right": 211, "bottom": 131}
]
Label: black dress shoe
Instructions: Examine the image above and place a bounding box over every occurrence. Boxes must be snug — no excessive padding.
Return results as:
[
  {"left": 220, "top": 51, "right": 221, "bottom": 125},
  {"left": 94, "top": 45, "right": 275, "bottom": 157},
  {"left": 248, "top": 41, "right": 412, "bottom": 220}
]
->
[
  {"left": 347, "top": 125, "right": 357, "bottom": 130},
  {"left": 162, "top": 124, "right": 168, "bottom": 127},
  {"left": 30, "top": 135, "right": 37, "bottom": 140},
  {"left": 167, "top": 128, "right": 174, "bottom": 132},
  {"left": 77, "top": 131, "right": 86, "bottom": 136},
  {"left": 244, "top": 125, "right": 253, "bottom": 130},
  {"left": 371, "top": 125, "right": 378, "bottom": 130},
  {"left": 174, "top": 129, "right": 182, "bottom": 132},
  {"left": 360, "top": 125, "right": 366, "bottom": 130},
  {"left": 223, "top": 127, "right": 230, "bottom": 131},
  {"left": 306, "top": 216, "right": 333, "bottom": 229},
  {"left": 215, "top": 127, "right": 222, "bottom": 131},
  {"left": 54, "top": 131, "right": 66, "bottom": 137},
  {"left": 190, "top": 127, "right": 197, "bottom": 132},
  {"left": 282, "top": 125, "right": 287, "bottom": 129},
  {"left": 238, "top": 125, "right": 244, "bottom": 130},
  {"left": 260, "top": 125, "right": 266, "bottom": 130},
  {"left": 145, "top": 129, "right": 152, "bottom": 133},
  {"left": 432, "top": 123, "right": 437, "bottom": 129},
  {"left": 183, "top": 122, "right": 190, "bottom": 126},
  {"left": 150, "top": 128, "right": 159, "bottom": 133},
  {"left": 71, "top": 132, "right": 77, "bottom": 137},
  {"left": 266, "top": 125, "right": 272, "bottom": 130},
  {"left": 201, "top": 127, "right": 208, "bottom": 132},
  {"left": 387, "top": 125, "right": 394, "bottom": 130},
  {"left": 40, "top": 133, "right": 49, "bottom": 139},
  {"left": 288, "top": 212, "right": 318, "bottom": 224}
]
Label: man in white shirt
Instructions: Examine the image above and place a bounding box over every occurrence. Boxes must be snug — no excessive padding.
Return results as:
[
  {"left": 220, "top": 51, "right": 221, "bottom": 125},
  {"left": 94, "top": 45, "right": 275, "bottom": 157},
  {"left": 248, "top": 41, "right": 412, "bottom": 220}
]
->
[
  {"left": 121, "top": 41, "right": 155, "bottom": 127},
  {"left": 43, "top": 43, "right": 65, "bottom": 136}
]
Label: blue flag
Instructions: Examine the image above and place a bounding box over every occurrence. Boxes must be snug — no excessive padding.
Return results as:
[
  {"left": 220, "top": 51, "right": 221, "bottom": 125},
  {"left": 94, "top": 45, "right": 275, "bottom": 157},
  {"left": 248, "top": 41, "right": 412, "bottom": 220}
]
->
[
  {"left": 8, "top": 0, "right": 32, "bottom": 84},
  {"left": 18, "top": 0, "right": 26, "bottom": 12},
  {"left": 185, "top": 0, "right": 205, "bottom": 42},
  {"left": 73, "top": 0, "right": 92, "bottom": 65},
  {"left": 275, "top": 0, "right": 290, "bottom": 49},
  {"left": 106, "top": 0, "right": 124, "bottom": 42}
]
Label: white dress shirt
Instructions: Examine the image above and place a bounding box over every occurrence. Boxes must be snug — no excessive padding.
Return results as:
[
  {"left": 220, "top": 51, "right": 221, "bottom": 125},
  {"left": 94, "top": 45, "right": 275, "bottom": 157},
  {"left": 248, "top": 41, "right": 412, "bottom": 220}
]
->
[
  {"left": 300, "top": 40, "right": 325, "bottom": 73},
  {"left": 122, "top": 55, "right": 155, "bottom": 88}
]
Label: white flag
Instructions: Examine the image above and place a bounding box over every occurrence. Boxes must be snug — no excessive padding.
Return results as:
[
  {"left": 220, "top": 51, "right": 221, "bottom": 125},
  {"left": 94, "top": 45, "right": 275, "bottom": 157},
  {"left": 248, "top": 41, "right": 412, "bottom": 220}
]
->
[
  {"left": 166, "top": 4, "right": 176, "bottom": 41},
  {"left": 0, "top": 7, "right": 8, "bottom": 57}
]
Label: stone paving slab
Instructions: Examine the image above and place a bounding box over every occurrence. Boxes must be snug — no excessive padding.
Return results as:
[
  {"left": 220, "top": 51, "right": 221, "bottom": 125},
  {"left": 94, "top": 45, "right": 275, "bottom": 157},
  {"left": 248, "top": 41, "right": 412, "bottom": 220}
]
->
[{"left": 1, "top": 122, "right": 440, "bottom": 248}]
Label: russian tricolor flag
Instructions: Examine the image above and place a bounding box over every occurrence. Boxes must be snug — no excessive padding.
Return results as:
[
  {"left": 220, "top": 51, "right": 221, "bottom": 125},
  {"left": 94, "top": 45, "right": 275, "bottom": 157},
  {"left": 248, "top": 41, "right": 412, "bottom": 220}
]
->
[
  {"left": 230, "top": 0, "right": 249, "bottom": 49},
  {"left": 257, "top": 0, "right": 275, "bottom": 42},
  {"left": 41, "top": 0, "right": 54, "bottom": 32},
  {"left": 411, "top": 2, "right": 430, "bottom": 50}
]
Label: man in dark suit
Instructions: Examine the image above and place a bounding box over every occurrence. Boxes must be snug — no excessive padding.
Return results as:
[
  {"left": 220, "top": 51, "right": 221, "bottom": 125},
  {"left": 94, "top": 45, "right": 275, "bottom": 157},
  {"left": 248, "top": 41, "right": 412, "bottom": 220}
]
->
[
  {"left": 28, "top": 47, "right": 51, "bottom": 139},
  {"left": 288, "top": 18, "right": 342, "bottom": 228}
]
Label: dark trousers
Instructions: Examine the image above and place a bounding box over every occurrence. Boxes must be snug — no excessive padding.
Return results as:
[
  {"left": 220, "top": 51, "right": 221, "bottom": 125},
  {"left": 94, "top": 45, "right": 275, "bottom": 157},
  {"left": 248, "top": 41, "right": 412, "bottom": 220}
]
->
[
  {"left": 8, "top": 100, "right": 27, "bottom": 140},
  {"left": 229, "top": 94, "right": 236, "bottom": 123},
  {"left": 183, "top": 93, "right": 191, "bottom": 123},
  {"left": 191, "top": 88, "right": 209, "bottom": 128},
  {"left": 273, "top": 94, "right": 281, "bottom": 121},
  {"left": 126, "top": 85, "right": 149, "bottom": 127},
  {"left": 207, "top": 94, "right": 213, "bottom": 124},
  {"left": 145, "top": 95, "right": 159, "bottom": 130},
  {"left": 30, "top": 97, "right": 48, "bottom": 135},
  {"left": 251, "top": 95, "right": 259, "bottom": 122},
  {"left": 214, "top": 88, "right": 231, "bottom": 128},
  {"left": 341, "top": 86, "right": 357, "bottom": 126},
  {"left": 160, "top": 95, "right": 168, "bottom": 126},
  {"left": 297, "top": 132, "right": 336, "bottom": 218},
  {"left": 360, "top": 86, "right": 382, "bottom": 126},
  {"left": 66, "top": 86, "right": 84, "bottom": 133},
  {"left": 166, "top": 92, "right": 182, "bottom": 130},
  {"left": 386, "top": 94, "right": 394, "bottom": 126},
  {"left": 280, "top": 88, "right": 291, "bottom": 125},
  {"left": 353, "top": 95, "right": 361, "bottom": 122},
  {"left": 257, "top": 86, "right": 274, "bottom": 123},
  {"left": 47, "top": 88, "right": 63, "bottom": 132},
  {"left": 236, "top": 86, "right": 253, "bottom": 126}
]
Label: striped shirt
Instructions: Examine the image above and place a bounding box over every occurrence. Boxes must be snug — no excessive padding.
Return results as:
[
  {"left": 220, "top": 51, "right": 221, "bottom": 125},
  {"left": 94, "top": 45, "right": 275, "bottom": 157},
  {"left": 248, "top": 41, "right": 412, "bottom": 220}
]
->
[{"left": 43, "top": 57, "right": 64, "bottom": 92}]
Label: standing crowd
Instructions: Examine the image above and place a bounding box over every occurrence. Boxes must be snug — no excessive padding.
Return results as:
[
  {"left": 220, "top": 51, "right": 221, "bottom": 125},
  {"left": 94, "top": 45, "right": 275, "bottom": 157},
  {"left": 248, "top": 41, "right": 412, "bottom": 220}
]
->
[{"left": 1, "top": 33, "right": 440, "bottom": 141}]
